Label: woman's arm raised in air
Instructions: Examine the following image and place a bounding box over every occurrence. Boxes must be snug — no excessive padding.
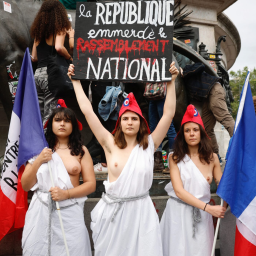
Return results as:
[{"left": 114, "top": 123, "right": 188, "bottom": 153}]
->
[
  {"left": 169, "top": 155, "right": 226, "bottom": 218},
  {"left": 21, "top": 148, "right": 53, "bottom": 192},
  {"left": 68, "top": 64, "right": 113, "bottom": 150},
  {"left": 49, "top": 146, "right": 96, "bottom": 201},
  {"left": 151, "top": 62, "right": 179, "bottom": 150}
]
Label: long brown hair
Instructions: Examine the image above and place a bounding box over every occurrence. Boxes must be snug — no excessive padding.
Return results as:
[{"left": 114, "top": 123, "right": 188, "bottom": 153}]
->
[
  {"left": 172, "top": 123, "right": 213, "bottom": 164},
  {"left": 45, "top": 108, "right": 84, "bottom": 158},
  {"left": 30, "top": 0, "right": 71, "bottom": 41},
  {"left": 114, "top": 115, "right": 149, "bottom": 150}
]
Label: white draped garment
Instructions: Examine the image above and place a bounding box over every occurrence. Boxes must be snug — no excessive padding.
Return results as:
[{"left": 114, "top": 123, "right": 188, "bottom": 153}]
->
[
  {"left": 91, "top": 135, "right": 163, "bottom": 256},
  {"left": 160, "top": 154, "right": 214, "bottom": 256},
  {"left": 22, "top": 152, "right": 92, "bottom": 256}
]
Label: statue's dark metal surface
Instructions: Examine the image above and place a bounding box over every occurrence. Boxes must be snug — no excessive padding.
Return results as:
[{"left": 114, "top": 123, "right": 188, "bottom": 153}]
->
[{"left": 198, "top": 36, "right": 234, "bottom": 112}]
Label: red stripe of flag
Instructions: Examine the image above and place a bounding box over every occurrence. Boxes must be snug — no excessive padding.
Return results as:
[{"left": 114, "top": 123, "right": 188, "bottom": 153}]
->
[
  {"left": 14, "top": 167, "right": 28, "bottom": 229},
  {"left": 0, "top": 167, "right": 27, "bottom": 240},
  {"left": 235, "top": 226, "right": 256, "bottom": 256},
  {"left": 0, "top": 187, "right": 16, "bottom": 240}
]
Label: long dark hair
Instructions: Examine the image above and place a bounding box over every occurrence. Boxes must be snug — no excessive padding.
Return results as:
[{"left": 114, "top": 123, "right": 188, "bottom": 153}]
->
[
  {"left": 172, "top": 123, "right": 213, "bottom": 164},
  {"left": 114, "top": 115, "right": 149, "bottom": 150},
  {"left": 30, "top": 0, "right": 71, "bottom": 41},
  {"left": 45, "top": 108, "right": 84, "bottom": 158}
]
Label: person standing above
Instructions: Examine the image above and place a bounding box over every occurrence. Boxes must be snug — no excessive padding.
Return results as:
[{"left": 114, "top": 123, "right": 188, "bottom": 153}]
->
[
  {"left": 30, "top": 0, "right": 74, "bottom": 125},
  {"left": 160, "top": 104, "right": 227, "bottom": 256},
  {"left": 68, "top": 62, "right": 179, "bottom": 256}
]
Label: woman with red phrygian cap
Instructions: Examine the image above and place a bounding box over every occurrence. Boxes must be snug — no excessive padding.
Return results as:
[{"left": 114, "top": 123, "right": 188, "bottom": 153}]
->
[
  {"left": 160, "top": 104, "right": 227, "bottom": 256},
  {"left": 68, "top": 62, "right": 179, "bottom": 256}
]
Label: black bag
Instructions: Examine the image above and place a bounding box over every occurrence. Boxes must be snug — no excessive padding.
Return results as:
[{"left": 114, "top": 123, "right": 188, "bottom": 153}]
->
[{"left": 47, "top": 36, "right": 74, "bottom": 98}]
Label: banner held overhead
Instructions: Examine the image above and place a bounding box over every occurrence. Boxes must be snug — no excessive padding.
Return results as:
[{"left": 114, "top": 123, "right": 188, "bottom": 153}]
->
[{"left": 73, "top": 0, "right": 174, "bottom": 82}]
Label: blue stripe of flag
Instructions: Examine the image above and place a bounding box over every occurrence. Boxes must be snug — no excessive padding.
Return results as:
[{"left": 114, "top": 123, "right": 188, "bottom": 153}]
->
[
  {"left": 13, "top": 48, "right": 48, "bottom": 169},
  {"left": 217, "top": 73, "right": 256, "bottom": 217}
]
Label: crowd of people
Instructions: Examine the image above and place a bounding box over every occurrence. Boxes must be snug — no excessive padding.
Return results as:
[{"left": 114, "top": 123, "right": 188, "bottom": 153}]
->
[{"left": 21, "top": 1, "right": 231, "bottom": 255}]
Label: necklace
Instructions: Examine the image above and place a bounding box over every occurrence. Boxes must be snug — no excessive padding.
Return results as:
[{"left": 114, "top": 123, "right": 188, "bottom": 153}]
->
[{"left": 56, "top": 142, "right": 69, "bottom": 150}]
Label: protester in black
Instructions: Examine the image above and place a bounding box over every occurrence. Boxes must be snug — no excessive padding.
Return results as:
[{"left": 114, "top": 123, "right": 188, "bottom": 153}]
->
[{"left": 30, "top": 0, "right": 73, "bottom": 125}]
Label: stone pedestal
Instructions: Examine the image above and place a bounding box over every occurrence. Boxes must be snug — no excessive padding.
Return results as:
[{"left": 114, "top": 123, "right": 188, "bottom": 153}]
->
[{"left": 179, "top": 0, "right": 240, "bottom": 70}]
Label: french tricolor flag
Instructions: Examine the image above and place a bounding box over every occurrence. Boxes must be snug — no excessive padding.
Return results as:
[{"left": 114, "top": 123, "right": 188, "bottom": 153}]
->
[
  {"left": 217, "top": 71, "right": 256, "bottom": 255},
  {"left": 0, "top": 48, "right": 48, "bottom": 241}
]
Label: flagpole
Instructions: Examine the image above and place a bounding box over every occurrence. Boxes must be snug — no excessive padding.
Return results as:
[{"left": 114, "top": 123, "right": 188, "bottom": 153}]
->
[
  {"left": 211, "top": 198, "right": 223, "bottom": 256},
  {"left": 48, "top": 162, "right": 70, "bottom": 256}
]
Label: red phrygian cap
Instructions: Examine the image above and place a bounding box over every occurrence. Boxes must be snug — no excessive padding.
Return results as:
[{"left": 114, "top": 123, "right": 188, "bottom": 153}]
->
[
  {"left": 112, "top": 93, "right": 150, "bottom": 134},
  {"left": 44, "top": 99, "right": 83, "bottom": 131},
  {"left": 181, "top": 104, "right": 210, "bottom": 139}
]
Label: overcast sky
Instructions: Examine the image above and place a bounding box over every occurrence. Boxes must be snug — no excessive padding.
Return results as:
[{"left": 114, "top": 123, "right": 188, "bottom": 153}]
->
[{"left": 224, "top": 0, "right": 256, "bottom": 72}]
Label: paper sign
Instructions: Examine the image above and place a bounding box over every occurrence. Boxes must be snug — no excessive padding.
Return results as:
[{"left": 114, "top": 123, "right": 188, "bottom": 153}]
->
[
  {"left": 3, "top": 1, "right": 12, "bottom": 13},
  {"left": 73, "top": 1, "right": 174, "bottom": 82}
]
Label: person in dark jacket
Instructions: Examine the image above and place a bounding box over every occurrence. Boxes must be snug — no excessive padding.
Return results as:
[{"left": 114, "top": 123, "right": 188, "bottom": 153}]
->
[{"left": 182, "top": 63, "right": 235, "bottom": 163}]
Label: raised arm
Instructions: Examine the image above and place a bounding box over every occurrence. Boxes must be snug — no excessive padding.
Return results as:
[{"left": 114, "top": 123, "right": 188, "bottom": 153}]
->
[
  {"left": 169, "top": 155, "right": 226, "bottom": 218},
  {"left": 68, "top": 64, "right": 114, "bottom": 149},
  {"left": 151, "top": 62, "right": 179, "bottom": 150}
]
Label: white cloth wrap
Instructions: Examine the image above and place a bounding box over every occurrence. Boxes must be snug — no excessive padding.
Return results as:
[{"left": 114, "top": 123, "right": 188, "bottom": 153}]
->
[
  {"left": 91, "top": 135, "right": 163, "bottom": 256},
  {"left": 22, "top": 152, "right": 92, "bottom": 256},
  {"left": 160, "top": 154, "right": 214, "bottom": 256}
]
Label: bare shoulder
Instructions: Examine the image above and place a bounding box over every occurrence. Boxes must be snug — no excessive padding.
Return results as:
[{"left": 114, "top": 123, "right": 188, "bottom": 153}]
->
[
  {"left": 168, "top": 153, "right": 177, "bottom": 167},
  {"left": 80, "top": 146, "right": 93, "bottom": 167},
  {"left": 82, "top": 145, "right": 89, "bottom": 153},
  {"left": 213, "top": 153, "right": 219, "bottom": 164},
  {"left": 82, "top": 146, "right": 91, "bottom": 158}
]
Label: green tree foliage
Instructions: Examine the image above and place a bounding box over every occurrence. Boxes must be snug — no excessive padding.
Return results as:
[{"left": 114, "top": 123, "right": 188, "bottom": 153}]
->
[{"left": 229, "top": 67, "right": 256, "bottom": 119}]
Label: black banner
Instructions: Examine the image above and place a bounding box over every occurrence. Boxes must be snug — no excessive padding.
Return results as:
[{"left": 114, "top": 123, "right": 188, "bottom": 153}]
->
[{"left": 73, "top": 1, "right": 174, "bottom": 82}]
